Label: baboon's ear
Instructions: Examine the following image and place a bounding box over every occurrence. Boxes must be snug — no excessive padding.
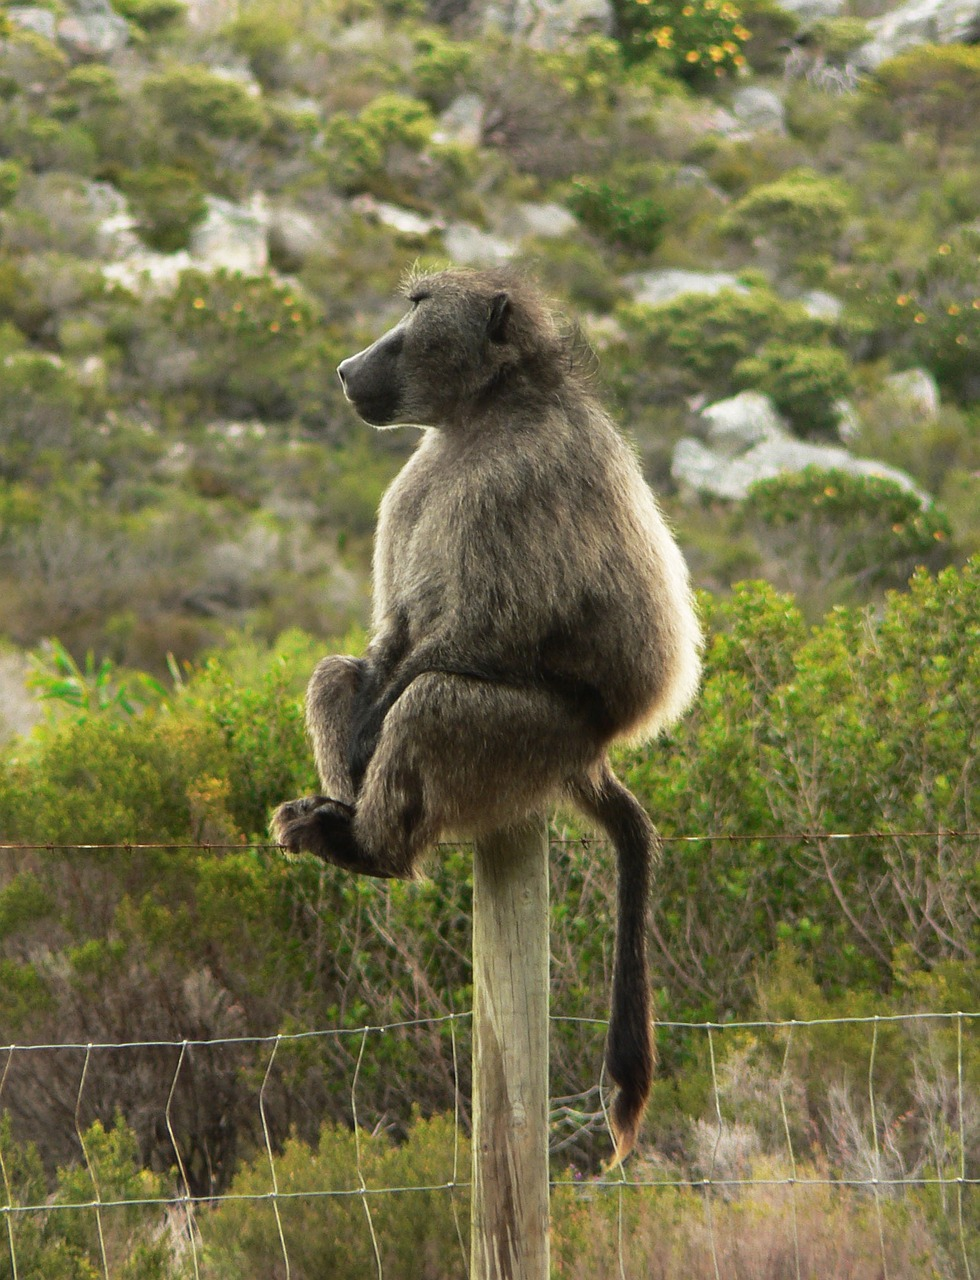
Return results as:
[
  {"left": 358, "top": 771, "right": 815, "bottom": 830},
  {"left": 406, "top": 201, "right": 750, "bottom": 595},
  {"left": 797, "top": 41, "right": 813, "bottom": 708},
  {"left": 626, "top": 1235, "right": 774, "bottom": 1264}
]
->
[{"left": 487, "top": 291, "right": 510, "bottom": 343}]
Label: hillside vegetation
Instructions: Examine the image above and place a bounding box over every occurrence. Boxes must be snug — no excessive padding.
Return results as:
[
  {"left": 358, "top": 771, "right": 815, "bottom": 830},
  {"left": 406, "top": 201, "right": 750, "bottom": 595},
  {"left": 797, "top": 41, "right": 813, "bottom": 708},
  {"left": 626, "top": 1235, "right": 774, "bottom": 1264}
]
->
[{"left": 0, "top": 0, "right": 978, "bottom": 1273}]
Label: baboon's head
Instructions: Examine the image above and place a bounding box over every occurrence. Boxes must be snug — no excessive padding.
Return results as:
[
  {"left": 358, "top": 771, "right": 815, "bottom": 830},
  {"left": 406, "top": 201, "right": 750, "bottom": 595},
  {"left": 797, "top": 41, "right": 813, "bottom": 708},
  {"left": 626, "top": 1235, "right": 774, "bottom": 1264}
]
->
[{"left": 337, "top": 267, "right": 565, "bottom": 429}]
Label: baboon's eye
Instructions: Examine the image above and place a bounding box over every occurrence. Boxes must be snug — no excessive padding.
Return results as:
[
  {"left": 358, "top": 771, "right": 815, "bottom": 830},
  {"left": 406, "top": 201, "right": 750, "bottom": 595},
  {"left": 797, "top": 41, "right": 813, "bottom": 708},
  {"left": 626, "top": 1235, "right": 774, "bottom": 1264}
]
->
[{"left": 408, "top": 291, "right": 430, "bottom": 307}]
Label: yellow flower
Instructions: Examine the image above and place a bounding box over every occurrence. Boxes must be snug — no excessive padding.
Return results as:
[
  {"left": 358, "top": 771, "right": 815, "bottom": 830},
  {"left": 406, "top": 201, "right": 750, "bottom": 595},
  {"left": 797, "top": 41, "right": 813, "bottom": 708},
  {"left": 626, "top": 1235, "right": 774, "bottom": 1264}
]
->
[
  {"left": 972, "top": 299, "right": 980, "bottom": 309},
  {"left": 192, "top": 297, "right": 206, "bottom": 310},
  {"left": 733, "top": 25, "right": 751, "bottom": 40},
  {"left": 232, "top": 301, "right": 243, "bottom": 312},
  {"left": 709, "top": 45, "right": 725, "bottom": 60},
  {"left": 733, "top": 54, "right": 746, "bottom": 66},
  {"left": 655, "top": 25, "right": 673, "bottom": 46},
  {"left": 948, "top": 304, "right": 961, "bottom": 315},
  {"left": 913, "top": 313, "right": 927, "bottom": 324},
  {"left": 291, "top": 311, "right": 303, "bottom": 322},
  {"left": 682, "top": 4, "right": 695, "bottom": 14},
  {"left": 685, "top": 48, "right": 701, "bottom": 62},
  {"left": 937, "top": 244, "right": 951, "bottom": 255},
  {"left": 269, "top": 321, "right": 280, "bottom": 332},
  {"left": 723, "top": 41, "right": 738, "bottom": 53},
  {"left": 896, "top": 294, "right": 910, "bottom": 306},
  {"left": 955, "top": 334, "right": 967, "bottom": 345}
]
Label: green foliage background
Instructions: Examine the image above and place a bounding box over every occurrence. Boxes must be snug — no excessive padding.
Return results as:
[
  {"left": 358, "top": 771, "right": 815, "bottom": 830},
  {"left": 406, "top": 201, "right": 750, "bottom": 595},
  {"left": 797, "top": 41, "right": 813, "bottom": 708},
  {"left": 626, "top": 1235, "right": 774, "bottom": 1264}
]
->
[{"left": 0, "top": 0, "right": 978, "bottom": 1271}]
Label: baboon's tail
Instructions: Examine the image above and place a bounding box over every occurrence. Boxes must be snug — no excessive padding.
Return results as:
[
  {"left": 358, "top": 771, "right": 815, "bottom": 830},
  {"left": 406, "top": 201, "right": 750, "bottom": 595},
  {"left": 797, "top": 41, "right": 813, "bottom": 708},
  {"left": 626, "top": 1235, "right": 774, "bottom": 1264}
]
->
[{"left": 572, "top": 761, "right": 657, "bottom": 1165}]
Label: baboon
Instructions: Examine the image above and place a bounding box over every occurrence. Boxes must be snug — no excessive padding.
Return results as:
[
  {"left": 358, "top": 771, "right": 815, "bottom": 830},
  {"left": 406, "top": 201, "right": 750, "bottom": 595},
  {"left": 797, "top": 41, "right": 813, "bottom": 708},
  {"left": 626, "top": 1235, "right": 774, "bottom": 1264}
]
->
[{"left": 272, "top": 267, "right": 702, "bottom": 1161}]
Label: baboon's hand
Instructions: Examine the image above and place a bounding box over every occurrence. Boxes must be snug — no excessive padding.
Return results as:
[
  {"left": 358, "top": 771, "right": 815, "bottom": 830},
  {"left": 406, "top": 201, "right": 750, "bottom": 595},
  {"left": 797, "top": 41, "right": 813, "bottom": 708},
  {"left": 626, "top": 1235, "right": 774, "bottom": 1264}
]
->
[{"left": 271, "top": 795, "right": 350, "bottom": 853}]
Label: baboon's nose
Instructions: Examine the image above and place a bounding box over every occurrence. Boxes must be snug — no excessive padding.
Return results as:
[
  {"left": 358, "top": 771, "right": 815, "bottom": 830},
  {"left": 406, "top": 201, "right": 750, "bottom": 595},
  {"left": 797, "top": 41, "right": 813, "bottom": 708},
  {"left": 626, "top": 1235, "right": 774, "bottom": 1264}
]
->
[{"left": 337, "top": 360, "right": 350, "bottom": 389}]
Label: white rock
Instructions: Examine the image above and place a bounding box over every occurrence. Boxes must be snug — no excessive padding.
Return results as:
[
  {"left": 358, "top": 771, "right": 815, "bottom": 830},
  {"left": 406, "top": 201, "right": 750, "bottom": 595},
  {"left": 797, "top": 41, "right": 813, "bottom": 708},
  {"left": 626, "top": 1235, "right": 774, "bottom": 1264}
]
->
[
  {"left": 731, "top": 86, "right": 786, "bottom": 134},
  {"left": 482, "top": 0, "right": 613, "bottom": 50},
  {"left": 189, "top": 194, "right": 269, "bottom": 275},
  {"left": 267, "top": 204, "right": 321, "bottom": 268},
  {"left": 7, "top": 6, "right": 57, "bottom": 39},
  {"left": 775, "top": 0, "right": 845, "bottom": 22},
  {"left": 352, "top": 195, "right": 444, "bottom": 239},
  {"left": 883, "top": 368, "right": 941, "bottom": 420},
  {"left": 57, "top": 0, "right": 129, "bottom": 58},
  {"left": 624, "top": 269, "right": 747, "bottom": 308},
  {"left": 179, "top": 0, "right": 238, "bottom": 30},
  {"left": 701, "top": 391, "right": 788, "bottom": 457},
  {"left": 103, "top": 251, "right": 193, "bottom": 295},
  {"left": 672, "top": 433, "right": 928, "bottom": 503},
  {"left": 855, "top": 0, "right": 980, "bottom": 69},
  {"left": 499, "top": 202, "right": 579, "bottom": 241},
  {"left": 433, "top": 94, "right": 485, "bottom": 148},
  {"left": 799, "top": 289, "right": 845, "bottom": 321},
  {"left": 444, "top": 222, "right": 516, "bottom": 266}
]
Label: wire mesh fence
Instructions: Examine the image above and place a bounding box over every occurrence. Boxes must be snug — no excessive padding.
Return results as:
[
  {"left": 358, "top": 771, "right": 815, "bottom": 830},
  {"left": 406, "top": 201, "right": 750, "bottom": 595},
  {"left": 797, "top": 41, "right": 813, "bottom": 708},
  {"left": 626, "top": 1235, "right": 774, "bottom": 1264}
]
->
[{"left": 1, "top": 837, "right": 977, "bottom": 1279}]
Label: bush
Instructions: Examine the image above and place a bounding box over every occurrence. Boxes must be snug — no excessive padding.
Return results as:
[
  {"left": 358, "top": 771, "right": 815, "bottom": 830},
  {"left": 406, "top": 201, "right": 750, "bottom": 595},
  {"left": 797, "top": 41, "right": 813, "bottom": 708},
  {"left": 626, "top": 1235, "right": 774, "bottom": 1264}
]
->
[
  {"left": 620, "top": 287, "right": 830, "bottom": 399},
  {"left": 118, "top": 164, "right": 207, "bottom": 252},
  {"left": 0, "top": 158, "right": 22, "bottom": 207},
  {"left": 612, "top": 0, "right": 750, "bottom": 82},
  {"left": 737, "top": 0, "right": 798, "bottom": 73},
  {"left": 223, "top": 11, "right": 294, "bottom": 90},
  {"left": 569, "top": 177, "right": 667, "bottom": 254},
  {"left": 873, "top": 43, "right": 980, "bottom": 145},
  {"left": 111, "top": 0, "right": 184, "bottom": 34},
  {"left": 726, "top": 167, "right": 851, "bottom": 259},
  {"left": 321, "top": 94, "right": 434, "bottom": 195},
  {"left": 734, "top": 341, "right": 854, "bottom": 436},
  {"left": 741, "top": 468, "right": 951, "bottom": 592}
]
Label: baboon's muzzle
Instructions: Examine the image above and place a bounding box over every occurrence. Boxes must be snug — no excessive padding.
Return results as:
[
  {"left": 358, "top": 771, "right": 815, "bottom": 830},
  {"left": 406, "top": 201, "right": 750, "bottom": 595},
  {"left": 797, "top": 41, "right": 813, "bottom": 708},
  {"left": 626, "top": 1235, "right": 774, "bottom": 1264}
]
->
[{"left": 337, "top": 326, "right": 405, "bottom": 426}]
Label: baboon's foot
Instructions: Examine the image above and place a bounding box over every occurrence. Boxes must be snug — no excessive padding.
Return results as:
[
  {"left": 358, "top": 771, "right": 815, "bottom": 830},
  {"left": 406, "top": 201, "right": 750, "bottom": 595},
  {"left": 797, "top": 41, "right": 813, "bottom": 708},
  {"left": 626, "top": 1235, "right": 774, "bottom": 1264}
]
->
[{"left": 271, "top": 796, "right": 399, "bottom": 880}]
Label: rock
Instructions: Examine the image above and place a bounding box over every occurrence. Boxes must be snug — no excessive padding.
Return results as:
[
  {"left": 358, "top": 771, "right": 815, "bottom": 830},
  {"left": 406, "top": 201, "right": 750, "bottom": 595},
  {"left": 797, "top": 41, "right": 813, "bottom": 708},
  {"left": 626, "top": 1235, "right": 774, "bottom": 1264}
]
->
[
  {"left": 7, "top": 6, "right": 57, "bottom": 39},
  {"left": 701, "top": 391, "right": 787, "bottom": 457},
  {"left": 56, "top": 0, "right": 129, "bottom": 58},
  {"left": 774, "top": 0, "right": 845, "bottom": 24},
  {"left": 433, "top": 94, "right": 485, "bottom": 148},
  {"left": 855, "top": 0, "right": 980, "bottom": 69},
  {"left": 103, "top": 250, "right": 193, "bottom": 295},
  {"left": 624, "top": 269, "right": 747, "bottom": 308},
  {"left": 799, "top": 289, "right": 845, "bottom": 321},
  {"left": 834, "top": 398, "right": 860, "bottom": 443},
  {"left": 482, "top": 0, "right": 613, "bottom": 50},
  {"left": 267, "top": 203, "right": 322, "bottom": 270},
  {"left": 672, "top": 433, "right": 928, "bottom": 503},
  {"left": 883, "top": 368, "right": 941, "bottom": 420},
  {"left": 443, "top": 222, "right": 516, "bottom": 266},
  {"left": 731, "top": 86, "right": 786, "bottom": 134},
  {"left": 0, "top": 650, "right": 40, "bottom": 744},
  {"left": 180, "top": 0, "right": 239, "bottom": 30},
  {"left": 189, "top": 194, "right": 269, "bottom": 275},
  {"left": 497, "top": 201, "right": 579, "bottom": 241},
  {"left": 352, "top": 195, "right": 444, "bottom": 239}
]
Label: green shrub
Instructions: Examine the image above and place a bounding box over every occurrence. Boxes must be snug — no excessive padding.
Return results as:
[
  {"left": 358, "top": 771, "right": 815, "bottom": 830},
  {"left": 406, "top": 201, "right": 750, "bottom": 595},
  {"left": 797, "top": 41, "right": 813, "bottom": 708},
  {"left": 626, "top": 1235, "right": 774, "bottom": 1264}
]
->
[
  {"left": 0, "top": 158, "right": 22, "bottom": 207},
  {"left": 620, "top": 287, "right": 830, "bottom": 399},
  {"left": 412, "top": 28, "right": 475, "bottom": 107},
  {"left": 873, "top": 43, "right": 980, "bottom": 144},
  {"left": 734, "top": 341, "right": 854, "bottom": 436},
  {"left": 112, "top": 0, "right": 184, "bottom": 33},
  {"left": 726, "top": 168, "right": 851, "bottom": 259},
  {"left": 223, "top": 11, "right": 293, "bottom": 89},
  {"left": 119, "top": 164, "right": 207, "bottom": 252},
  {"left": 741, "top": 468, "right": 950, "bottom": 588},
  {"left": 737, "top": 0, "right": 798, "bottom": 73},
  {"left": 569, "top": 177, "right": 667, "bottom": 254},
  {"left": 612, "top": 0, "right": 750, "bottom": 81},
  {"left": 321, "top": 93, "right": 434, "bottom": 194},
  {"left": 809, "top": 16, "right": 869, "bottom": 64},
  {"left": 862, "top": 226, "right": 980, "bottom": 402}
]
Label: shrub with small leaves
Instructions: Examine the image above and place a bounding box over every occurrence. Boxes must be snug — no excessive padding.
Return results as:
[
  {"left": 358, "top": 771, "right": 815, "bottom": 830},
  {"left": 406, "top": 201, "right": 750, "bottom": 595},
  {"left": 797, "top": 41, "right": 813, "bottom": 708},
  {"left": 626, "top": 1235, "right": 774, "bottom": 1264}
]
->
[
  {"left": 735, "top": 341, "right": 854, "bottom": 437},
  {"left": 741, "top": 467, "right": 951, "bottom": 590},
  {"left": 613, "top": 0, "right": 750, "bottom": 81},
  {"left": 727, "top": 168, "right": 851, "bottom": 259},
  {"left": 119, "top": 164, "right": 207, "bottom": 252},
  {"left": 569, "top": 177, "right": 667, "bottom": 254},
  {"left": 873, "top": 43, "right": 980, "bottom": 145}
]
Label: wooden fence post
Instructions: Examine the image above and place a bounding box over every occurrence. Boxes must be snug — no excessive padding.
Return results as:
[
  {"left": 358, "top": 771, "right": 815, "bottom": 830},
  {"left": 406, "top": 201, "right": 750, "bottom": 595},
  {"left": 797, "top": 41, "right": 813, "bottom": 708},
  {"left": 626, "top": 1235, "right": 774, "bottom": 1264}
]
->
[{"left": 470, "top": 817, "right": 551, "bottom": 1280}]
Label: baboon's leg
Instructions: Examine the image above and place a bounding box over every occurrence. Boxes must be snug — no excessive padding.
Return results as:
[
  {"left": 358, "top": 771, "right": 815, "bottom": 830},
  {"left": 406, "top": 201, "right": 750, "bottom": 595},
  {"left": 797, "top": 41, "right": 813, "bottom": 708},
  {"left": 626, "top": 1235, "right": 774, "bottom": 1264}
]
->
[
  {"left": 306, "top": 654, "right": 366, "bottom": 804},
  {"left": 348, "top": 673, "right": 603, "bottom": 878},
  {"left": 270, "top": 656, "right": 365, "bottom": 855}
]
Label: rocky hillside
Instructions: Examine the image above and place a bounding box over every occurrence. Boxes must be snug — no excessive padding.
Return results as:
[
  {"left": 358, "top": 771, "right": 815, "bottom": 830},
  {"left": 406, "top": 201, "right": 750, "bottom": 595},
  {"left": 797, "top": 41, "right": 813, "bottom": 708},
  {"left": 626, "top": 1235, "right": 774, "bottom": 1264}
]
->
[{"left": 0, "top": 0, "right": 978, "bottom": 729}]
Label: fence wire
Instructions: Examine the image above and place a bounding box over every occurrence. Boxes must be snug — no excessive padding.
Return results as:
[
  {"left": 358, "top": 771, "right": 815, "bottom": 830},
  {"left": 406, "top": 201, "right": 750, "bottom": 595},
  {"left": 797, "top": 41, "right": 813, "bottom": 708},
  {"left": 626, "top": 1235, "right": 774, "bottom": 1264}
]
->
[{"left": 1, "top": 836, "right": 978, "bottom": 1280}]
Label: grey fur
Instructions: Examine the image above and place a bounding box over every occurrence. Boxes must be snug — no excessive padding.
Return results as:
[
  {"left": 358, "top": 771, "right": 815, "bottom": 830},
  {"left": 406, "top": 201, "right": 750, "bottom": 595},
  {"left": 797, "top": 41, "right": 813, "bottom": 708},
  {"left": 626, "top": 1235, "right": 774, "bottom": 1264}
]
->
[{"left": 271, "top": 267, "right": 702, "bottom": 1157}]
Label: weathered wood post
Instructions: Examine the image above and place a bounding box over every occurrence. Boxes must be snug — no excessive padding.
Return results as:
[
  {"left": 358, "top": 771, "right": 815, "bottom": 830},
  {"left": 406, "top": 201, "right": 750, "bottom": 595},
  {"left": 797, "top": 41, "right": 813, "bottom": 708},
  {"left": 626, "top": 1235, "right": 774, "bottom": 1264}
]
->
[{"left": 471, "top": 817, "right": 551, "bottom": 1280}]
